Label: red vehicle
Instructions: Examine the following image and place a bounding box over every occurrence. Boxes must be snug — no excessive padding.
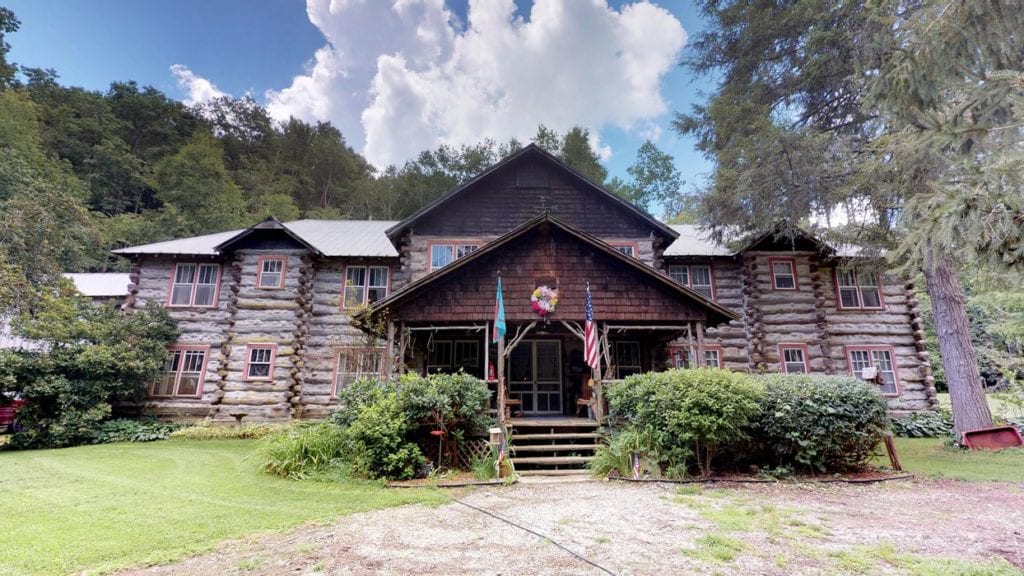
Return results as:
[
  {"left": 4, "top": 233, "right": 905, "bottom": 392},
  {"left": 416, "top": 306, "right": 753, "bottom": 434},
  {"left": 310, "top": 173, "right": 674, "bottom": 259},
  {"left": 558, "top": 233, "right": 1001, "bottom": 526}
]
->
[{"left": 0, "top": 396, "right": 25, "bottom": 433}]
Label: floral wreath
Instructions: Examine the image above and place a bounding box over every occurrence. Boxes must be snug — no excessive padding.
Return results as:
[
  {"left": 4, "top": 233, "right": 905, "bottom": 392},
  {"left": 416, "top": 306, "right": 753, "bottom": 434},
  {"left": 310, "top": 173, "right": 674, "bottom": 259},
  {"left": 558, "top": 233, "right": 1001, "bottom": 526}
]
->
[{"left": 531, "top": 285, "right": 559, "bottom": 316}]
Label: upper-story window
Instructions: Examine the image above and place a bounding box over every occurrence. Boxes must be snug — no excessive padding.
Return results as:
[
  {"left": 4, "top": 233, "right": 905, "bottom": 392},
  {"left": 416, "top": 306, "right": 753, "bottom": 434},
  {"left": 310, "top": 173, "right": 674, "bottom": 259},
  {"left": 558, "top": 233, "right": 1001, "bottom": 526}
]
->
[
  {"left": 343, "top": 265, "right": 389, "bottom": 308},
  {"left": 835, "top": 270, "right": 883, "bottom": 310},
  {"left": 610, "top": 242, "right": 638, "bottom": 258},
  {"left": 770, "top": 258, "right": 798, "bottom": 290},
  {"left": 257, "top": 256, "right": 286, "bottom": 289},
  {"left": 668, "top": 265, "right": 714, "bottom": 300},
  {"left": 168, "top": 263, "right": 220, "bottom": 307},
  {"left": 430, "top": 243, "right": 479, "bottom": 271}
]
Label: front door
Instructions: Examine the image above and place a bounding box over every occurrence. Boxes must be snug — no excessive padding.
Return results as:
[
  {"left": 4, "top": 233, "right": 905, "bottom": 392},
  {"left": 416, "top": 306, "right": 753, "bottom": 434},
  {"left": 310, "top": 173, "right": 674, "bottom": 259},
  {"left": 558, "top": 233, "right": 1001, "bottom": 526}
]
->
[{"left": 509, "top": 340, "right": 562, "bottom": 415}]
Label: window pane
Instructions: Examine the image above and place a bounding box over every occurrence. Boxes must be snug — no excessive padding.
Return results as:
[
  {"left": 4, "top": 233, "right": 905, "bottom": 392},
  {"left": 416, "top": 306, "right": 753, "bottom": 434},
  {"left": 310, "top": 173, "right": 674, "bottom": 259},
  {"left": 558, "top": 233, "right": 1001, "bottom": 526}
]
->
[
  {"left": 345, "top": 267, "right": 366, "bottom": 307},
  {"left": 615, "top": 245, "right": 635, "bottom": 257},
  {"left": 262, "top": 259, "right": 282, "bottom": 273},
  {"left": 259, "top": 259, "right": 284, "bottom": 288},
  {"left": 175, "top": 264, "right": 196, "bottom": 284},
  {"left": 247, "top": 347, "right": 273, "bottom": 379},
  {"left": 171, "top": 285, "right": 193, "bottom": 306},
  {"left": 839, "top": 287, "right": 861, "bottom": 308},
  {"left": 668, "top": 265, "right": 688, "bottom": 285},
  {"left": 705, "top": 350, "right": 721, "bottom": 368},
  {"left": 872, "top": 350, "right": 898, "bottom": 394},
  {"left": 455, "top": 341, "right": 479, "bottom": 367},
  {"left": 456, "top": 245, "right": 477, "bottom": 259},
  {"left": 782, "top": 348, "right": 806, "bottom": 373},
  {"left": 368, "top": 266, "right": 388, "bottom": 288},
  {"left": 849, "top": 350, "right": 871, "bottom": 378},
  {"left": 171, "top": 264, "right": 196, "bottom": 305},
  {"left": 837, "top": 270, "right": 857, "bottom": 288},
  {"left": 428, "top": 340, "right": 453, "bottom": 372},
  {"left": 155, "top": 351, "right": 181, "bottom": 396},
  {"left": 193, "top": 285, "right": 216, "bottom": 306},
  {"left": 195, "top": 265, "right": 219, "bottom": 306},
  {"left": 860, "top": 287, "right": 882, "bottom": 308},
  {"left": 691, "top": 266, "right": 713, "bottom": 299},
  {"left": 431, "top": 245, "right": 454, "bottom": 269},
  {"left": 176, "top": 373, "right": 200, "bottom": 396},
  {"left": 773, "top": 262, "right": 795, "bottom": 289},
  {"left": 671, "top": 349, "right": 686, "bottom": 369}
]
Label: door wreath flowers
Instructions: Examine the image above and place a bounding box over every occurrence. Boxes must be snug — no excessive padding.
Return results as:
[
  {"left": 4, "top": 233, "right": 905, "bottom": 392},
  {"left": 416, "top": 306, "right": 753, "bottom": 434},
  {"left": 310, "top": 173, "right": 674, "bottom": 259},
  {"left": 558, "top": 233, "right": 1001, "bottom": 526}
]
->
[{"left": 530, "top": 285, "right": 559, "bottom": 316}]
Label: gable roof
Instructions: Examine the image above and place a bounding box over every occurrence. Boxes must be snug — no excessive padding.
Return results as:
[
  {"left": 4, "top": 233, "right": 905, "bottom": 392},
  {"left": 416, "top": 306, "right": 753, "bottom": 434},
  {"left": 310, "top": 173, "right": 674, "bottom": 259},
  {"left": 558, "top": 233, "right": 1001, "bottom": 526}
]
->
[
  {"left": 362, "top": 212, "right": 739, "bottom": 325},
  {"left": 663, "top": 225, "right": 732, "bottom": 257},
  {"left": 112, "top": 219, "right": 400, "bottom": 258},
  {"left": 384, "top": 144, "right": 680, "bottom": 243},
  {"left": 214, "top": 217, "right": 323, "bottom": 256}
]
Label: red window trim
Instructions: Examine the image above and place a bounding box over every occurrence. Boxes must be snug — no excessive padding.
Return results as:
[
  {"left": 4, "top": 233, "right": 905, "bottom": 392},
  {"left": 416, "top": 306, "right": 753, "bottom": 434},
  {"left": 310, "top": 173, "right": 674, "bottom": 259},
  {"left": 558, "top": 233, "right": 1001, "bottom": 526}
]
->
[
  {"left": 426, "top": 239, "right": 483, "bottom": 272},
  {"left": 151, "top": 344, "right": 210, "bottom": 399},
  {"left": 769, "top": 257, "right": 799, "bottom": 291},
  {"left": 666, "top": 263, "right": 718, "bottom": 301},
  {"left": 340, "top": 264, "right": 391, "bottom": 309},
  {"left": 243, "top": 343, "right": 278, "bottom": 382},
  {"left": 845, "top": 345, "right": 901, "bottom": 397},
  {"left": 833, "top": 269, "right": 886, "bottom": 310},
  {"left": 609, "top": 241, "right": 640, "bottom": 258},
  {"left": 256, "top": 255, "right": 287, "bottom": 290},
  {"left": 330, "top": 346, "right": 385, "bottom": 399},
  {"left": 666, "top": 344, "right": 724, "bottom": 368},
  {"left": 165, "top": 262, "right": 222, "bottom": 308},
  {"left": 778, "top": 343, "right": 810, "bottom": 374}
]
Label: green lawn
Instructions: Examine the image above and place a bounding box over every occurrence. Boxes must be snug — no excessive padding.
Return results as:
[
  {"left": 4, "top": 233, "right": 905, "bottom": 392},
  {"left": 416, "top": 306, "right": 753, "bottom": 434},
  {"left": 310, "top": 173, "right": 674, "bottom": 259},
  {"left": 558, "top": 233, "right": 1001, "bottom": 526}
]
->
[
  {"left": 935, "top": 392, "right": 1023, "bottom": 420},
  {"left": 889, "top": 437, "right": 1024, "bottom": 482},
  {"left": 0, "top": 439, "right": 447, "bottom": 576}
]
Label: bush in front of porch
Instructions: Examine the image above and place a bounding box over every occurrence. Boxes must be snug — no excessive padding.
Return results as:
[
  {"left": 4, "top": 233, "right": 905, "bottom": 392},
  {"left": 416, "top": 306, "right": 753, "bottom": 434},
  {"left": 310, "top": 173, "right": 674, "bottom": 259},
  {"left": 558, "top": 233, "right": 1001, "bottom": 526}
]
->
[{"left": 600, "top": 369, "right": 891, "bottom": 478}]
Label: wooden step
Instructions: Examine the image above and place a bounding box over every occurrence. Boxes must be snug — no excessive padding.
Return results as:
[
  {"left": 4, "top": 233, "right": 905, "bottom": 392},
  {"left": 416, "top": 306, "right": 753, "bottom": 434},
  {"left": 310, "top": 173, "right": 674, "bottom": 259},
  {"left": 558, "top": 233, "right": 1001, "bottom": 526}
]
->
[
  {"left": 517, "top": 469, "right": 595, "bottom": 477},
  {"left": 512, "top": 443, "right": 601, "bottom": 452},
  {"left": 510, "top": 455, "right": 595, "bottom": 465},
  {"left": 511, "top": 432, "right": 604, "bottom": 441}
]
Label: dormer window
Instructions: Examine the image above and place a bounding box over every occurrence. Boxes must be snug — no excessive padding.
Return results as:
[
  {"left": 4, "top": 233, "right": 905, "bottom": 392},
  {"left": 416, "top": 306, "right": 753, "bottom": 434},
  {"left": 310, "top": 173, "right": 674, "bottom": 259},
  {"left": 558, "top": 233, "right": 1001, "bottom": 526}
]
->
[
  {"left": 257, "top": 256, "right": 286, "bottom": 289},
  {"left": 429, "top": 242, "right": 479, "bottom": 271}
]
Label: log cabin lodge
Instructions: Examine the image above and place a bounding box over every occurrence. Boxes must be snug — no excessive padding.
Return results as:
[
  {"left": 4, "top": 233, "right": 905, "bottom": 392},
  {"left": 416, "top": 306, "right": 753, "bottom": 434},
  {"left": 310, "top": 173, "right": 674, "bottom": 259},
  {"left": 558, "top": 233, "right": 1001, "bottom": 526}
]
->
[{"left": 114, "top": 144, "right": 938, "bottom": 425}]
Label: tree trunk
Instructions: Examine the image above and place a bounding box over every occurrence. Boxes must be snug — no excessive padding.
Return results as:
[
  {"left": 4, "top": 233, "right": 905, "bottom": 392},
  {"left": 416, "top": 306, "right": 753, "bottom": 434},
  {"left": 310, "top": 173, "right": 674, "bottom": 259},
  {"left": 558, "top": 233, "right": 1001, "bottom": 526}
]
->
[{"left": 922, "top": 245, "right": 993, "bottom": 438}]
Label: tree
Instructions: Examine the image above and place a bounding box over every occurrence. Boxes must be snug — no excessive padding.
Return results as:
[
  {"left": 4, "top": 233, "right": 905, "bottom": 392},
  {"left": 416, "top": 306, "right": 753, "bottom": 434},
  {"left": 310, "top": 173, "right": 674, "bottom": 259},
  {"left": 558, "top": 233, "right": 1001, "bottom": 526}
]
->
[
  {"left": 679, "top": 0, "right": 1023, "bottom": 436},
  {"left": 153, "top": 132, "right": 248, "bottom": 236},
  {"left": 559, "top": 127, "right": 607, "bottom": 184},
  {"left": 613, "top": 140, "right": 687, "bottom": 216},
  {"left": 0, "top": 6, "right": 19, "bottom": 88}
]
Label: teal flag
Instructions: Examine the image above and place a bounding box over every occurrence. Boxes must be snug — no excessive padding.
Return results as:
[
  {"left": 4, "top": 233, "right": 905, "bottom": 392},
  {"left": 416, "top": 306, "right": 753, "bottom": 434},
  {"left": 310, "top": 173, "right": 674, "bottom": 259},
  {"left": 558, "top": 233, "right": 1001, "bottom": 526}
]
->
[{"left": 492, "top": 275, "right": 506, "bottom": 343}]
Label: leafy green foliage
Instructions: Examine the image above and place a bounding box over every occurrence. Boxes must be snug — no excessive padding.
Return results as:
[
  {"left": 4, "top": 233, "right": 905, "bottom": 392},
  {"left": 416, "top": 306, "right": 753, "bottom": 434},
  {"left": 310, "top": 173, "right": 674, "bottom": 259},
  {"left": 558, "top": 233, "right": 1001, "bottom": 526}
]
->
[
  {"left": 169, "top": 421, "right": 286, "bottom": 440},
  {"left": 752, "top": 374, "right": 890, "bottom": 472},
  {"left": 890, "top": 411, "right": 954, "bottom": 439},
  {"left": 0, "top": 284, "right": 178, "bottom": 449},
  {"left": 256, "top": 422, "right": 349, "bottom": 480},
  {"left": 94, "top": 418, "right": 179, "bottom": 443},
  {"left": 607, "top": 368, "right": 764, "bottom": 476},
  {"left": 339, "top": 392, "right": 423, "bottom": 480},
  {"left": 589, "top": 426, "right": 660, "bottom": 479},
  {"left": 470, "top": 447, "right": 499, "bottom": 480},
  {"left": 397, "top": 371, "right": 491, "bottom": 441}
]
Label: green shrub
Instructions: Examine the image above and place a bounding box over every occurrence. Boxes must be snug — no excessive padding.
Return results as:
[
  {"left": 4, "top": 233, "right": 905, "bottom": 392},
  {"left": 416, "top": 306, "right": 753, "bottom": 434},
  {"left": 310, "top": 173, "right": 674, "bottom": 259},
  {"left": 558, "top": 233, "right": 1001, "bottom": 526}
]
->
[
  {"left": 589, "top": 426, "right": 660, "bottom": 478},
  {"left": 330, "top": 377, "right": 390, "bottom": 428},
  {"left": 340, "top": 392, "right": 423, "bottom": 480},
  {"left": 256, "top": 422, "right": 348, "bottom": 479},
  {"left": 397, "top": 371, "right": 491, "bottom": 440},
  {"left": 169, "top": 421, "right": 286, "bottom": 440},
  {"left": 753, "top": 374, "right": 890, "bottom": 472},
  {"left": 470, "top": 448, "right": 499, "bottom": 480},
  {"left": 94, "top": 418, "right": 178, "bottom": 443},
  {"left": 608, "top": 368, "right": 764, "bottom": 476},
  {"left": 890, "top": 410, "right": 954, "bottom": 438}
]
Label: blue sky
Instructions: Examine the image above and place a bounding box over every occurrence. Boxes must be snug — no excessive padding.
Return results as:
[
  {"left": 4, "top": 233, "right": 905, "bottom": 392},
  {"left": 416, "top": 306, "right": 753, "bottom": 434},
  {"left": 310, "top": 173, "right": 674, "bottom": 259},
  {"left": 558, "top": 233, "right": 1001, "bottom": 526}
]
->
[{"left": 6, "top": 0, "right": 714, "bottom": 190}]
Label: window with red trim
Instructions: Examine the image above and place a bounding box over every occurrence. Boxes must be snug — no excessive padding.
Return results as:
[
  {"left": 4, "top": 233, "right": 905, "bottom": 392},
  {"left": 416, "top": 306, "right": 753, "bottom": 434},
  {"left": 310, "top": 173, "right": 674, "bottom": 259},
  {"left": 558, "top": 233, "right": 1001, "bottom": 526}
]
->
[
  {"left": 333, "top": 348, "right": 383, "bottom": 396},
  {"left": 770, "top": 259, "right": 798, "bottom": 290},
  {"left": 343, "top": 266, "right": 389, "bottom": 307},
  {"left": 668, "top": 345, "right": 723, "bottom": 368},
  {"left": 668, "top": 265, "right": 714, "bottom": 299},
  {"left": 152, "top": 346, "right": 207, "bottom": 398},
  {"left": 610, "top": 242, "right": 638, "bottom": 258},
  {"left": 245, "top": 344, "right": 277, "bottom": 381},
  {"left": 257, "top": 256, "right": 286, "bottom": 289},
  {"left": 430, "top": 243, "right": 478, "bottom": 270},
  {"left": 169, "top": 263, "right": 220, "bottom": 307},
  {"left": 779, "top": 345, "right": 808, "bottom": 373},
  {"left": 848, "top": 347, "right": 899, "bottom": 395},
  {"left": 835, "top": 270, "right": 883, "bottom": 309}
]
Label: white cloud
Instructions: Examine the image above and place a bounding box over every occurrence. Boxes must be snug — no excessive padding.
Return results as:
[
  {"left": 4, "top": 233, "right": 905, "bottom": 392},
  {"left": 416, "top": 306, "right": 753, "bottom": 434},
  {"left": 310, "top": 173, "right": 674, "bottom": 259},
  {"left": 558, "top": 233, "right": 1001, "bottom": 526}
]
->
[
  {"left": 170, "top": 64, "right": 228, "bottom": 106},
  {"left": 266, "top": 0, "right": 688, "bottom": 167}
]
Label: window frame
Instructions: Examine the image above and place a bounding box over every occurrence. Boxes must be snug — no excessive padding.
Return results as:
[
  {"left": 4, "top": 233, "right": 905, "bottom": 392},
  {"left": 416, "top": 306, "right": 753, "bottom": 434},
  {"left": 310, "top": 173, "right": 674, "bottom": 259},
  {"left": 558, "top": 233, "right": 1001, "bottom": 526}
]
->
[
  {"left": 424, "top": 339, "right": 481, "bottom": 375},
  {"left": 243, "top": 343, "right": 278, "bottom": 382},
  {"left": 331, "top": 347, "right": 384, "bottom": 398},
  {"left": 166, "top": 262, "right": 222, "bottom": 308},
  {"left": 769, "top": 257, "right": 799, "bottom": 291},
  {"left": 609, "top": 241, "right": 639, "bottom": 258},
  {"left": 834, "top": 269, "right": 885, "bottom": 310},
  {"left": 426, "top": 240, "right": 481, "bottom": 272},
  {"left": 151, "top": 344, "right": 210, "bottom": 399},
  {"left": 778, "top": 343, "right": 810, "bottom": 374},
  {"left": 341, "top": 264, "right": 390, "bottom": 309},
  {"left": 615, "top": 341, "right": 642, "bottom": 379},
  {"left": 667, "top": 264, "right": 716, "bottom": 300},
  {"left": 256, "top": 255, "right": 287, "bottom": 290},
  {"left": 667, "top": 344, "right": 724, "bottom": 369},
  {"left": 845, "top": 345, "right": 901, "bottom": 396}
]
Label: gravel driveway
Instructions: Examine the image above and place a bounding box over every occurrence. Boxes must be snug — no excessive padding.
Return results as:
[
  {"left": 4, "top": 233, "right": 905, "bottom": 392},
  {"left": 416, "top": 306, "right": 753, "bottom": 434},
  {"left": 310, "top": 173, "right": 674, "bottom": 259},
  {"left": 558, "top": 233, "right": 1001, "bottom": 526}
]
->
[{"left": 121, "top": 478, "right": 1024, "bottom": 575}]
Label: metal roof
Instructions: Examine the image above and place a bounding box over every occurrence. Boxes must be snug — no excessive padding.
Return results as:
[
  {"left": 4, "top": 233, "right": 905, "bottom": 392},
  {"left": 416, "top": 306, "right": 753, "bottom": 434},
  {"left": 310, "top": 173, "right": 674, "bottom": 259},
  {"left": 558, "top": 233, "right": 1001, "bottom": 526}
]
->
[
  {"left": 663, "top": 225, "right": 732, "bottom": 257},
  {"left": 63, "top": 273, "right": 132, "bottom": 297},
  {"left": 113, "top": 220, "right": 400, "bottom": 258}
]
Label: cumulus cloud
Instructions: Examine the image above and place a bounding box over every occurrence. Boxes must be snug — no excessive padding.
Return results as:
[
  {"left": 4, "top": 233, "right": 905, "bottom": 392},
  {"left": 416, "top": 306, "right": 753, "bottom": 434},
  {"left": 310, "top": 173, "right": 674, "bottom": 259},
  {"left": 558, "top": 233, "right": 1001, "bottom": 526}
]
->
[
  {"left": 170, "top": 64, "right": 228, "bottom": 106},
  {"left": 267, "top": 0, "right": 687, "bottom": 167}
]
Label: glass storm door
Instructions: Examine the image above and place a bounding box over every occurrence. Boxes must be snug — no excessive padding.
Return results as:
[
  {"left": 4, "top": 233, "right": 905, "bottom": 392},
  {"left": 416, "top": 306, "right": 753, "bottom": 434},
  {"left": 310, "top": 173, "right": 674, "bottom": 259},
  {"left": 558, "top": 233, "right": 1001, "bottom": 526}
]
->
[{"left": 508, "top": 340, "right": 562, "bottom": 415}]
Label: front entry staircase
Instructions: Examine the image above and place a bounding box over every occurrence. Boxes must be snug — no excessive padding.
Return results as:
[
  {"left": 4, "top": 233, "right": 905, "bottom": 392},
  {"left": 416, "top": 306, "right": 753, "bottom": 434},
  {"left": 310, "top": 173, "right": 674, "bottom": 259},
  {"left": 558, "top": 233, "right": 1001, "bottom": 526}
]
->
[{"left": 508, "top": 418, "right": 604, "bottom": 476}]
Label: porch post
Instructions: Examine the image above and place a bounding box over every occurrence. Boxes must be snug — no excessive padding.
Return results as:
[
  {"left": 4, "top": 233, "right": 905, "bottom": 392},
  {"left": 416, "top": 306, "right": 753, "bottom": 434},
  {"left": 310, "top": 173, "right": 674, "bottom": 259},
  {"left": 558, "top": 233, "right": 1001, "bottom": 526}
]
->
[
  {"left": 696, "top": 320, "right": 706, "bottom": 368},
  {"left": 384, "top": 320, "right": 396, "bottom": 381}
]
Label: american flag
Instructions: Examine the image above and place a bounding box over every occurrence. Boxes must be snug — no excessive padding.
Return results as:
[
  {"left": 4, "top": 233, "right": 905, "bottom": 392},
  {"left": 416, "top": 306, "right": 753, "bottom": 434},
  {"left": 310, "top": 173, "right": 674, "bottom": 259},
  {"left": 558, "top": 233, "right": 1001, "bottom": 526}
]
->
[{"left": 584, "top": 283, "right": 599, "bottom": 376}]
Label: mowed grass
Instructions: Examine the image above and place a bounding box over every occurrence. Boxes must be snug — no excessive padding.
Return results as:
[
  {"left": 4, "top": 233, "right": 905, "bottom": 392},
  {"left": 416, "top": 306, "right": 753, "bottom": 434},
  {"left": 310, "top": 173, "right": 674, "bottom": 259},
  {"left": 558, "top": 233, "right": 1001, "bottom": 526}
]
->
[
  {"left": 888, "top": 437, "right": 1024, "bottom": 482},
  {"left": 0, "top": 439, "right": 447, "bottom": 576}
]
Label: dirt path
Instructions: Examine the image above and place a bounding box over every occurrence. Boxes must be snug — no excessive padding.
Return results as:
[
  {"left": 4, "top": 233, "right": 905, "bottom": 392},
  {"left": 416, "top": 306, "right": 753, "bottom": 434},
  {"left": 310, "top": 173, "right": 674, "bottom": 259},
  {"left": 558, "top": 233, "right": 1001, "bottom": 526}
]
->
[{"left": 120, "top": 478, "right": 1024, "bottom": 576}]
